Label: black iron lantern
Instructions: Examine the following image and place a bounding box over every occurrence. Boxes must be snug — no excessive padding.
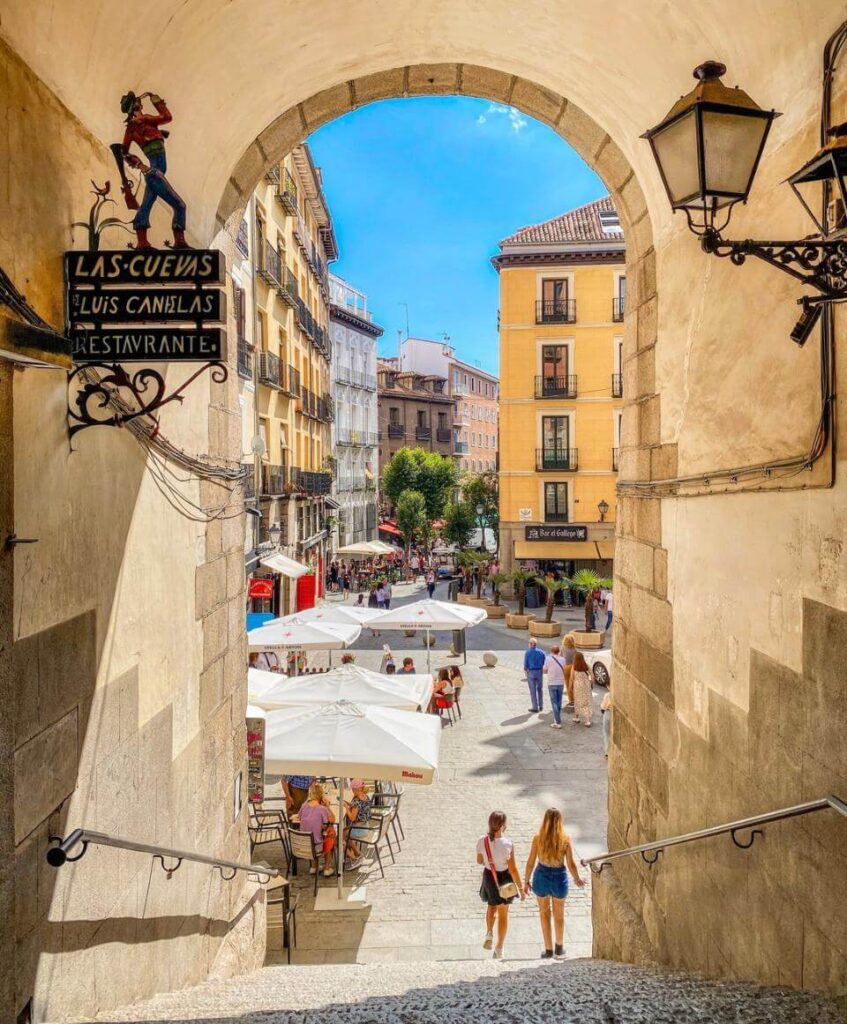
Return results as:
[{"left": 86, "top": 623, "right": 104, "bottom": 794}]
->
[
  {"left": 597, "top": 499, "right": 609, "bottom": 522},
  {"left": 787, "top": 126, "right": 847, "bottom": 236},
  {"left": 642, "top": 61, "right": 780, "bottom": 235}
]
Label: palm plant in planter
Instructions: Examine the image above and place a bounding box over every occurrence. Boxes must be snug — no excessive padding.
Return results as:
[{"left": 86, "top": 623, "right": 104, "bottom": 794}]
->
[
  {"left": 488, "top": 571, "right": 509, "bottom": 606},
  {"left": 507, "top": 568, "right": 539, "bottom": 616},
  {"left": 568, "top": 569, "right": 613, "bottom": 632},
  {"left": 541, "top": 578, "right": 572, "bottom": 623}
]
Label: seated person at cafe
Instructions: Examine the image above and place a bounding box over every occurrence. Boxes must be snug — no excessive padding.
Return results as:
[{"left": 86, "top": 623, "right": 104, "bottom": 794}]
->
[
  {"left": 298, "top": 782, "right": 336, "bottom": 876},
  {"left": 429, "top": 667, "right": 453, "bottom": 713},
  {"left": 343, "top": 779, "right": 372, "bottom": 868},
  {"left": 281, "top": 774, "right": 314, "bottom": 814},
  {"left": 399, "top": 656, "right": 417, "bottom": 674}
]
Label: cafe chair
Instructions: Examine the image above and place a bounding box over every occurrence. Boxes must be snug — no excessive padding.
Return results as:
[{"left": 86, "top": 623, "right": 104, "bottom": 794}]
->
[{"left": 349, "top": 809, "right": 396, "bottom": 879}]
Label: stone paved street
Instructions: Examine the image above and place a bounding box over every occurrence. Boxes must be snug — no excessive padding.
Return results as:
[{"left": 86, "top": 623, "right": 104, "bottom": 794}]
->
[{"left": 263, "top": 581, "right": 608, "bottom": 965}]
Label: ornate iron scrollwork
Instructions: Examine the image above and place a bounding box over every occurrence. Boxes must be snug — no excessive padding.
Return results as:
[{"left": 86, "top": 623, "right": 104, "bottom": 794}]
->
[
  {"left": 701, "top": 229, "right": 847, "bottom": 300},
  {"left": 68, "top": 360, "right": 228, "bottom": 440}
]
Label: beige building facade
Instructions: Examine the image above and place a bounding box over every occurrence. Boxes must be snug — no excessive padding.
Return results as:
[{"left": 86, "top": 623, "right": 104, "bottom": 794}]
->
[{"left": 1, "top": 5, "right": 846, "bottom": 1020}]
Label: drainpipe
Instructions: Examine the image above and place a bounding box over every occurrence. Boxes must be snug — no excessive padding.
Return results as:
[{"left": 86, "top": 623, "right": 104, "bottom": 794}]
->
[{"left": 248, "top": 194, "right": 261, "bottom": 554}]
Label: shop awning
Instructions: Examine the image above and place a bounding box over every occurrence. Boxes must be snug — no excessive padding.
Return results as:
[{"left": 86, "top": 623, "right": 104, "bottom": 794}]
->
[
  {"left": 379, "top": 521, "right": 402, "bottom": 537},
  {"left": 324, "top": 497, "right": 341, "bottom": 510},
  {"left": 514, "top": 541, "right": 600, "bottom": 560},
  {"left": 260, "top": 553, "right": 310, "bottom": 578}
]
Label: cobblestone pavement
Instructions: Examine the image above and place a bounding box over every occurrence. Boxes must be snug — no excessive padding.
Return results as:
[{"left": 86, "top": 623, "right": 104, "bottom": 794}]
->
[
  {"left": 261, "top": 585, "right": 609, "bottom": 965},
  {"left": 86, "top": 959, "right": 845, "bottom": 1023}
]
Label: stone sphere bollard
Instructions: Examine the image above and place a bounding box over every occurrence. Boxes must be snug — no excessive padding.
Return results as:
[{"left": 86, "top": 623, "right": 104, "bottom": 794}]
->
[{"left": 482, "top": 651, "right": 498, "bottom": 668}]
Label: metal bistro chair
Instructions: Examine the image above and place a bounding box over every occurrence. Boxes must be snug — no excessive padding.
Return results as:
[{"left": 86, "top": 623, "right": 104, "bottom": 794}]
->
[
  {"left": 286, "top": 828, "right": 328, "bottom": 896},
  {"left": 451, "top": 683, "right": 463, "bottom": 720},
  {"left": 368, "top": 789, "right": 404, "bottom": 851},
  {"left": 435, "top": 686, "right": 456, "bottom": 726},
  {"left": 266, "top": 878, "right": 298, "bottom": 963},
  {"left": 350, "top": 808, "right": 397, "bottom": 879},
  {"left": 248, "top": 801, "right": 291, "bottom": 870},
  {"left": 373, "top": 782, "right": 406, "bottom": 842}
]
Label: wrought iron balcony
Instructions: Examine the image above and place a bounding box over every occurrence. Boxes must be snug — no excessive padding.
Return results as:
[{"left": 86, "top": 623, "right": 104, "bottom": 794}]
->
[
  {"left": 258, "top": 350, "right": 282, "bottom": 389},
  {"left": 387, "top": 423, "right": 405, "bottom": 439},
  {"left": 237, "top": 338, "right": 252, "bottom": 380},
  {"left": 535, "top": 374, "right": 578, "bottom": 399},
  {"left": 235, "top": 221, "right": 249, "bottom": 259},
  {"left": 362, "top": 373, "right": 378, "bottom": 391},
  {"left": 415, "top": 425, "right": 431, "bottom": 440},
  {"left": 257, "top": 242, "right": 282, "bottom": 287},
  {"left": 545, "top": 510, "right": 570, "bottom": 522},
  {"left": 261, "top": 463, "right": 287, "bottom": 497},
  {"left": 287, "top": 364, "right": 301, "bottom": 398},
  {"left": 279, "top": 170, "right": 298, "bottom": 215},
  {"left": 295, "top": 470, "right": 332, "bottom": 495},
  {"left": 265, "top": 165, "right": 281, "bottom": 186},
  {"left": 453, "top": 440, "right": 469, "bottom": 454},
  {"left": 536, "top": 447, "right": 579, "bottom": 471},
  {"left": 613, "top": 297, "right": 626, "bottom": 322},
  {"left": 277, "top": 266, "right": 298, "bottom": 307},
  {"left": 536, "top": 299, "right": 576, "bottom": 324},
  {"left": 612, "top": 447, "right": 620, "bottom": 471},
  {"left": 436, "top": 427, "right": 452, "bottom": 442},
  {"left": 612, "top": 373, "right": 623, "bottom": 398},
  {"left": 336, "top": 363, "right": 352, "bottom": 385}
]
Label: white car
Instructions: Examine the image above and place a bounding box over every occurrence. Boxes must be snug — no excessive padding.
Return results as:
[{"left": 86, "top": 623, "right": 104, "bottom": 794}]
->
[{"left": 583, "top": 648, "right": 612, "bottom": 687}]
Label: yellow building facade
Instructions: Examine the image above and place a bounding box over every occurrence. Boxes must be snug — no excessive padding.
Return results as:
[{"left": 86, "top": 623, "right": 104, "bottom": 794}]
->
[{"left": 495, "top": 196, "right": 624, "bottom": 573}]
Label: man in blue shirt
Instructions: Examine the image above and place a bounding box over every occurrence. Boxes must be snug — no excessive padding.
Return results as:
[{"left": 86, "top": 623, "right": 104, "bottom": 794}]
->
[{"left": 523, "top": 638, "right": 547, "bottom": 713}]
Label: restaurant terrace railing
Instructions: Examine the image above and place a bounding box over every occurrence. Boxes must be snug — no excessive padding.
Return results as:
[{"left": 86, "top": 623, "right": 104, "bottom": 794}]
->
[
  {"left": 47, "top": 829, "right": 279, "bottom": 881},
  {"left": 581, "top": 795, "right": 846, "bottom": 873},
  {"left": 536, "top": 447, "right": 579, "bottom": 471},
  {"left": 535, "top": 374, "right": 578, "bottom": 399},
  {"left": 536, "top": 299, "right": 576, "bottom": 324}
]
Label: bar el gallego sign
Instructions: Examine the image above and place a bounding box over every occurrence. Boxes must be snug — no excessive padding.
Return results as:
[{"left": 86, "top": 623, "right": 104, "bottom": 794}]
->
[{"left": 65, "top": 250, "right": 226, "bottom": 363}]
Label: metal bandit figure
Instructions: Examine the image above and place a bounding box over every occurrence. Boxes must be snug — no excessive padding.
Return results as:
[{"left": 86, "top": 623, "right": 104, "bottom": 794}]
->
[{"left": 117, "top": 90, "right": 188, "bottom": 250}]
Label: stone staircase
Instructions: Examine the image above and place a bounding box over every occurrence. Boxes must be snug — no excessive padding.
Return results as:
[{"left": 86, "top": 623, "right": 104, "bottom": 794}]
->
[{"left": 64, "top": 958, "right": 843, "bottom": 1023}]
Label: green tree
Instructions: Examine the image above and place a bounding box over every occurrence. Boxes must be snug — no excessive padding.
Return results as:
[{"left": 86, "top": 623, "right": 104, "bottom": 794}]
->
[
  {"left": 461, "top": 471, "right": 499, "bottom": 550},
  {"left": 541, "top": 577, "right": 572, "bottom": 623},
  {"left": 567, "top": 569, "right": 614, "bottom": 632},
  {"left": 441, "top": 499, "right": 477, "bottom": 549},
  {"left": 395, "top": 489, "right": 427, "bottom": 561},
  {"left": 412, "top": 448, "right": 458, "bottom": 521},
  {"left": 382, "top": 448, "right": 419, "bottom": 508},
  {"left": 506, "top": 567, "right": 539, "bottom": 616}
]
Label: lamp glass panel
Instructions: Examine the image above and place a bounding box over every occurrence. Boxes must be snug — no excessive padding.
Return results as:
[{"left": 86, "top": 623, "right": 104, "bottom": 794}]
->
[
  {"left": 650, "top": 109, "right": 700, "bottom": 206},
  {"left": 702, "top": 111, "right": 769, "bottom": 199}
]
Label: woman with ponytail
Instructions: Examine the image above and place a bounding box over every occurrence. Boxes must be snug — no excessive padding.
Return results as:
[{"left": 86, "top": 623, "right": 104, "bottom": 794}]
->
[
  {"left": 476, "top": 810, "right": 524, "bottom": 959},
  {"left": 523, "top": 807, "right": 584, "bottom": 959}
]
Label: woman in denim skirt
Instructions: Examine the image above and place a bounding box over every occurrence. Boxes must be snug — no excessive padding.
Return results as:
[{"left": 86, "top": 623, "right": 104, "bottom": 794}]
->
[{"left": 523, "top": 808, "right": 585, "bottom": 959}]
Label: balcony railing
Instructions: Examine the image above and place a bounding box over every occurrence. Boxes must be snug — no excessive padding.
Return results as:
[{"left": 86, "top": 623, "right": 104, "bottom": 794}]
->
[
  {"left": 545, "top": 510, "right": 570, "bottom": 522},
  {"left": 265, "top": 166, "right": 280, "bottom": 186},
  {"left": 261, "top": 463, "right": 287, "bottom": 497},
  {"left": 237, "top": 338, "right": 252, "bottom": 380},
  {"left": 291, "top": 469, "right": 332, "bottom": 495},
  {"left": 235, "top": 221, "right": 249, "bottom": 259},
  {"left": 536, "top": 299, "right": 576, "bottom": 324},
  {"left": 613, "top": 297, "right": 626, "bottom": 322},
  {"left": 453, "top": 440, "right": 469, "bottom": 454},
  {"left": 258, "top": 350, "right": 282, "bottom": 390},
  {"left": 612, "top": 447, "right": 620, "bottom": 471},
  {"left": 336, "top": 364, "right": 352, "bottom": 385},
  {"left": 415, "top": 425, "right": 431, "bottom": 440},
  {"left": 279, "top": 170, "right": 298, "bottom": 215},
  {"left": 278, "top": 266, "right": 298, "bottom": 307},
  {"left": 257, "top": 241, "right": 282, "bottom": 288},
  {"left": 536, "top": 447, "right": 579, "bottom": 471},
  {"left": 242, "top": 463, "right": 255, "bottom": 501},
  {"left": 612, "top": 373, "right": 623, "bottom": 398},
  {"left": 387, "top": 423, "right": 404, "bottom": 439},
  {"left": 436, "top": 427, "right": 452, "bottom": 442},
  {"left": 287, "top": 364, "right": 301, "bottom": 399},
  {"left": 535, "top": 374, "right": 578, "bottom": 399}
]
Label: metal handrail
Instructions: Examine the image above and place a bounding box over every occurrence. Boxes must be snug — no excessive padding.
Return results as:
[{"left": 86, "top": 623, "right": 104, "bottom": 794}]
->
[
  {"left": 47, "top": 828, "right": 280, "bottom": 882},
  {"left": 582, "top": 795, "right": 846, "bottom": 872}
]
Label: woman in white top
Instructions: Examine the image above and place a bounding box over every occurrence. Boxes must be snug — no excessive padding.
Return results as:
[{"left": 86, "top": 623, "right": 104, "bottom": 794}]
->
[
  {"left": 543, "top": 645, "right": 568, "bottom": 728},
  {"left": 476, "top": 810, "right": 524, "bottom": 959}
]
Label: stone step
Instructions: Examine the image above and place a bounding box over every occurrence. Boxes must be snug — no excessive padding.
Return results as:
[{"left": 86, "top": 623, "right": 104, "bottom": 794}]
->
[{"left": 60, "top": 957, "right": 843, "bottom": 1023}]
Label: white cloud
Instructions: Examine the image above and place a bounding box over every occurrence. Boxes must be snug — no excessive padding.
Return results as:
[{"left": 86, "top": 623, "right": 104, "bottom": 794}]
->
[{"left": 476, "top": 103, "right": 528, "bottom": 133}]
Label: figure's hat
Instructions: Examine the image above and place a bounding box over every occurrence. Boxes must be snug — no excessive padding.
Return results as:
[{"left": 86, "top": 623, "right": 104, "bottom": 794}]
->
[{"left": 120, "top": 91, "right": 138, "bottom": 115}]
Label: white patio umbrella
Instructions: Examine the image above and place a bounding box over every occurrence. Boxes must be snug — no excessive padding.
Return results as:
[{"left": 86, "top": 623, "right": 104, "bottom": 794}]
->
[
  {"left": 248, "top": 619, "right": 360, "bottom": 673},
  {"left": 251, "top": 664, "right": 431, "bottom": 712},
  {"left": 368, "top": 599, "right": 487, "bottom": 671},
  {"left": 366, "top": 540, "right": 396, "bottom": 555},
  {"left": 335, "top": 542, "right": 375, "bottom": 557},
  {"left": 263, "top": 699, "right": 441, "bottom": 904},
  {"left": 247, "top": 666, "right": 288, "bottom": 701},
  {"left": 268, "top": 605, "right": 382, "bottom": 627}
]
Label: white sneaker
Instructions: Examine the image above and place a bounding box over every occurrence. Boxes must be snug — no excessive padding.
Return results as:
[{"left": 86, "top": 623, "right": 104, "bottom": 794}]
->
[
  {"left": 309, "top": 865, "right": 317, "bottom": 875},
  {"left": 493, "top": 947, "right": 504, "bottom": 960},
  {"left": 483, "top": 931, "right": 494, "bottom": 950}
]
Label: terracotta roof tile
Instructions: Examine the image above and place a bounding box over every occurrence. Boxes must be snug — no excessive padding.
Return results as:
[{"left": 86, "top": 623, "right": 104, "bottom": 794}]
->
[{"left": 500, "top": 195, "right": 623, "bottom": 246}]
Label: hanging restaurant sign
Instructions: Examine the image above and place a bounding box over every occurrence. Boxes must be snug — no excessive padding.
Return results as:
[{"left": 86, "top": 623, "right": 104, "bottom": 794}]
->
[
  {"left": 70, "top": 327, "right": 226, "bottom": 362},
  {"left": 68, "top": 286, "right": 226, "bottom": 323},
  {"left": 246, "top": 716, "right": 266, "bottom": 804},
  {"left": 525, "top": 524, "right": 588, "bottom": 541},
  {"left": 65, "top": 249, "right": 225, "bottom": 285}
]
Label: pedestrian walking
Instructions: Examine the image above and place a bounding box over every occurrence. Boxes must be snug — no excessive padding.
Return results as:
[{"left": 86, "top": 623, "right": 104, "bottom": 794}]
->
[
  {"left": 426, "top": 569, "right": 436, "bottom": 598},
  {"left": 523, "top": 637, "right": 546, "bottom": 713},
  {"left": 380, "top": 644, "right": 395, "bottom": 674},
  {"left": 571, "top": 651, "right": 593, "bottom": 726},
  {"left": 543, "top": 644, "right": 568, "bottom": 728},
  {"left": 601, "top": 684, "right": 612, "bottom": 757},
  {"left": 384, "top": 579, "right": 392, "bottom": 610},
  {"left": 367, "top": 585, "right": 379, "bottom": 608},
  {"left": 342, "top": 572, "right": 351, "bottom": 600},
  {"left": 477, "top": 810, "right": 524, "bottom": 960},
  {"left": 523, "top": 808, "right": 585, "bottom": 959},
  {"left": 376, "top": 581, "right": 388, "bottom": 609},
  {"left": 562, "top": 634, "right": 576, "bottom": 711},
  {"left": 603, "top": 588, "right": 614, "bottom": 631}
]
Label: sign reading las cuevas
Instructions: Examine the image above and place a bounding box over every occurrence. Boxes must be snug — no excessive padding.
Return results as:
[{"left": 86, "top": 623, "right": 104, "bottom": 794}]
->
[{"left": 65, "top": 249, "right": 227, "bottom": 364}]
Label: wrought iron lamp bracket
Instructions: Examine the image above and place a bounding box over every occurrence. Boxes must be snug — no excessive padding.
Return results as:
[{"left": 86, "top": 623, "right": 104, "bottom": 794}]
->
[
  {"left": 67, "top": 360, "right": 229, "bottom": 441},
  {"left": 730, "top": 826, "right": 764, "bottom": 850},
  {"left": 701, "top": 228, "right": 847, "bottom": 302}
]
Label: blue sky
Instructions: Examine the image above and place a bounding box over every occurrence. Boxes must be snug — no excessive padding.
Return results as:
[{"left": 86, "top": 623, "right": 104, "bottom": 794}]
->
[{"left": 308, "top": 96, "right": 607, "bottom": 376}]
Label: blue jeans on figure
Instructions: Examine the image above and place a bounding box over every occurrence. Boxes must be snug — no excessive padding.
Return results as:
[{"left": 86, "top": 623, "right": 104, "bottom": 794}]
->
[
  {"left": 548, "top": 684, "right": 564, "bottom": 725},
  {"left": 135, "top": 151, "right": 187, "bottom": 231},
  {"left": 526, "top": 669, "right": 544, "bottom": 711}
]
